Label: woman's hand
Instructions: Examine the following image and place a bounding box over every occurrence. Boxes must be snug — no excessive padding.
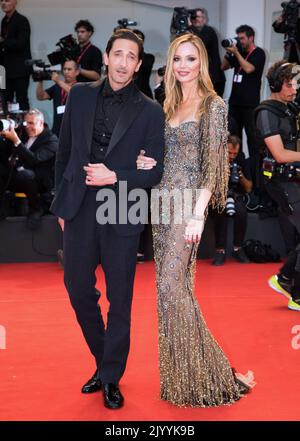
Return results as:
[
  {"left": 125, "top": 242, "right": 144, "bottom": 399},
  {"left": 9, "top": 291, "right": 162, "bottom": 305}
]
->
[
  {"left": 136, "top": 149, "right": 157, "bottom": 170},
  {"left": 58, "top": 217, "right": 64, "bottom": 231},
  {"left": 184, "top": 218, "right": 205, "bottom": 244}
]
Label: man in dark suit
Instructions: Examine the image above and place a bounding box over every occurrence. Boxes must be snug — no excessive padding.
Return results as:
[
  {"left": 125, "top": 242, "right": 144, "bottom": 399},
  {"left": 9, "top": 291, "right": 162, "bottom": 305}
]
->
[
  {"left": 0, "top": 109, "right": 58, "bottom": 227},
  {"left": 189, "top": 8, "right": 226, "bottom": 96},
  {"left": 51, "top": 29, "right": 165, "bottom": 409},
  {"left": 0, "top": 0, "right": 32, "bottom": 110}
]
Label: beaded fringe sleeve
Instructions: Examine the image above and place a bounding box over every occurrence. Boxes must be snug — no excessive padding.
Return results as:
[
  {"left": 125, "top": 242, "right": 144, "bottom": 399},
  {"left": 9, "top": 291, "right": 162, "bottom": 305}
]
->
[{"left": 198, "top": 96, "right": 230, "bottom": 212}]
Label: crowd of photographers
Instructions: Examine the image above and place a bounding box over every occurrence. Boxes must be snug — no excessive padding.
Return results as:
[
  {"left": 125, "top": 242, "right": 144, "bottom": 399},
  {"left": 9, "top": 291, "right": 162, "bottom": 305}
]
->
[{"left": 1, "top": 1, "right": 300, "bottom": 273}]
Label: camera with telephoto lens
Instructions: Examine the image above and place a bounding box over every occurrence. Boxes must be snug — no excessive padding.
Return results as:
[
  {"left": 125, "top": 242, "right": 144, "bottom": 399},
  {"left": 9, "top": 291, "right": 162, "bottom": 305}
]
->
[
  {"left": 281, "top": 0, "right": 300, "bottom": 41},
  {"left": 221, "top": 36, "right": 242, "bottom": 49},
  {"left": 114, "top": 18, "right": 138, "bottom": 31},
  {"left": 46, "top": 34, "right": 81, "bottom": 66},
  {"left": 25, "top": 59, "right": 53, "bottom": 82},
  {"left": 0, "top": 117, "right": 19, "bottom": 132},
  {"left": 229, "top": 162, "right": 241, "bottom": 185},
  {"left": 225, "top": 190, "right": 236, "bottom": 216}
]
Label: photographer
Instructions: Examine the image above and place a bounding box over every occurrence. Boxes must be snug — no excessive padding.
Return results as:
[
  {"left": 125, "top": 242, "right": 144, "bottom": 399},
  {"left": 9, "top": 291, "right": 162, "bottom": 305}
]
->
[
  {"left": 221, "top": 25, "right": 266, "bottom": 159},
  {"left": 189, "top": 8, "right": 226, "bottom": 96},
  {"left": 74, "top": 20, "right": 102, "bottom": 82},
  {"left": 36, "top": 60, "right": 80, "bottom": 137},
  {"left": 0, "top": 0, "right": 32, "bottom": 110},
  {"left": 272, "top": 0, "right": 300, "bottom": 63},
  {"left": 256, "top": 60, "right": 300, "bottom": 311},
  {"left": 0, "top": 109, "right": 58, "bottom": 228},
  {"left": 211, "top": 135, "right": 252, "bottom": 266}
]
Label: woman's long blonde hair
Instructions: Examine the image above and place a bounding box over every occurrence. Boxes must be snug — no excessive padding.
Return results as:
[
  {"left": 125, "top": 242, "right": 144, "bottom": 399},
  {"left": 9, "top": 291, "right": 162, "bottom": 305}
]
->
[{"left": 163, "top": 33, "right": 217, "bottom": 121}]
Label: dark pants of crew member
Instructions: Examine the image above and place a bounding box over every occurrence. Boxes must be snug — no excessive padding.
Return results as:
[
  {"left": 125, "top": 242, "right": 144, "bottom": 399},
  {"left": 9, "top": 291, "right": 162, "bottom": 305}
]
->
[
  {"left": 229, "top": 106, "right": 257, "bottom": 158},
  {"left": 0, "top": 167, "right": 43, "bottom": 211},
  {"left": 63, "top": 190, "right": 140, "bottom": 384},
  {"left": 211, "top": 197, "right": 248, "bottom": 250},
  {"left": 5, "top": 77, "right": 30, "bottom": 111},
  {"left": 265, "top": 180, "right": 300, "bottom": 299}
]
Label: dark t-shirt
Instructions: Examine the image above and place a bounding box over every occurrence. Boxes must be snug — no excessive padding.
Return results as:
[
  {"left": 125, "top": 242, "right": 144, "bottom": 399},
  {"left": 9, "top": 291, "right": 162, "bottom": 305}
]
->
[
  {"left": 45, "top": 84, "right": 65, "bottom": 137},
  {"left": 228, "top": 46, "right": 266, "bottom": 108},
  {"left": 76, "top": 44, "right": 103, "bottom": 83}
]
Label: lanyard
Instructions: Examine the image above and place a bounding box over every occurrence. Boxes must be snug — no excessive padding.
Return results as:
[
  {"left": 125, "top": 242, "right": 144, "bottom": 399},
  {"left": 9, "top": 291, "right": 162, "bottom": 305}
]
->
[
  {"left": 77, "top": 42, "right": 92, "bottom": 64},
  {"left": 238, "top": 46, "right": 256, "bottom": 74},
  {"left": 60, "top": 82, "right": 76, "bottom": 105},
  {"left": 61, "top": 89, "right": 68, "bottom": 105}
]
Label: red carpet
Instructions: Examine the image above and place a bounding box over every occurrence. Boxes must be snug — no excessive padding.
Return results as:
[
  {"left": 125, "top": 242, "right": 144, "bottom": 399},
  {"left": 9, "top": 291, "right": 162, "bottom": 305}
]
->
[{"left": 0, "top": 260, "right": 300, "bottom": 421}]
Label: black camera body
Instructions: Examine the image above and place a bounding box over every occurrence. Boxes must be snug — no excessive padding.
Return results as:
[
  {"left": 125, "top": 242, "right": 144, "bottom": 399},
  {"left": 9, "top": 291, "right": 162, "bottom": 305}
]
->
[
  {"left": 25, "top": 59, "right": 53, "bottom": 82},
  {"left": 114, "top": 18, "right": 138, "bottom": 31},
  {"left": 281, "top": 0, "right": 300, "bottom": 41},
  {"left": 221, "top": 36, "right": 242, "bottom": 50},
  {"left": 47, "top": 34, "right": 81, "bottom": 66},
  {"left": 170, "top": 7, "right": 198, "bottom": 36},
  {"left": 229, "top": 162, "right": 241, "bottom": 185}
]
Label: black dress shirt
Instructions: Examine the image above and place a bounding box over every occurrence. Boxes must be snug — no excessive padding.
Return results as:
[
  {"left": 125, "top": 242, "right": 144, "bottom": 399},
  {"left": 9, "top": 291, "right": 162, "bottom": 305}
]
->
[{"left": 90, "top": 79, "right": 134, "bottom": 163}]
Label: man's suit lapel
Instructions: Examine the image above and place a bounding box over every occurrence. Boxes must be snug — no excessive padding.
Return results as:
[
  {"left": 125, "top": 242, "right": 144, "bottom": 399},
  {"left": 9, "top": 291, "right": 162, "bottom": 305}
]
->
[{"left": 105, "top": 87, "right": 145, "bottom": 159}]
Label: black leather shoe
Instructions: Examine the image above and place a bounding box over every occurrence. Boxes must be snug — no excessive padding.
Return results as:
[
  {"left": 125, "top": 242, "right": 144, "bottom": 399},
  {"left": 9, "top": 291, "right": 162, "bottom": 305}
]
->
[
  {"left": 103, "top": 383, "right": 124, "bottom": 409},
  {"left": 81, "top": 370, "right": 102, "bottom": 394}
]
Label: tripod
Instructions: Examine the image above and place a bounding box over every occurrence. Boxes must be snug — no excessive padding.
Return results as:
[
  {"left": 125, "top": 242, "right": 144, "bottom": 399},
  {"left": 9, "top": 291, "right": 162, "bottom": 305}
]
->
[{"left": 284, "top": 39, "right": 300, "bottom": 63}]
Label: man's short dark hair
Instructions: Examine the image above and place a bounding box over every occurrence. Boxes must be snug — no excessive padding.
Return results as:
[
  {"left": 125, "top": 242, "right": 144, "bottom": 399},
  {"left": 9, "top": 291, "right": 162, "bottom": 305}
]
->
[
  {"left": 228, "top": 135, "right": 241, "bottom": 147},
  {"left": 132, "top": 29, "right": 145, "bottom": 43},
  {"left": 267, "top": 60, "right": 297, "bottom": 91},
  {"left": 194, "top": 8, "right": 208, "bottom": 18},
  {"left": 63, "top": 59, "right": 80, "bottom": 70},
  {"left": 105, "top": 29, "right": 144, "bottom": 61},
  {"left": 236, "top": 25, "right": 255, "bottom": 38},
  {"left": 75, "top": 20, "right": 94, "bottom": 34}
]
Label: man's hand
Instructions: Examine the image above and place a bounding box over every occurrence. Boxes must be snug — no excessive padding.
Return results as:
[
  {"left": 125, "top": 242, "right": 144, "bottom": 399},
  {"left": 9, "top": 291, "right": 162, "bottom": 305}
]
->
[
  {"left": 84, "top": 163, "right": 117, "bottom": 186},
  {"left": 0, "top": 126, "right": 20, "bottom": 145},
  {"left": 136, "top": 149, "right": 157, "bottom": 170},
  {"left": 226, "top": 44, "right": 239, "bottom": 56},
  {"left": 51, "top": 71, "right": 60, "bottom": 83}
]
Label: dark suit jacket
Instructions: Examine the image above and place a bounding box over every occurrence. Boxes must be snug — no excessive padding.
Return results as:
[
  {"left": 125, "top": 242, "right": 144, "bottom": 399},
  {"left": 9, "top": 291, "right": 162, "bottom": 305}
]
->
[
  {"left": 51, "top": 81, "right": 165, "bottom": 236},
  {"left": 190, "top": 25, "right": 225, "bottom": 87},
  {"left": 13, "top": 128, "right": 58, "bottom": 190},
  {"left": 0, "top": 10, "right": 32, "bottom": 78},
  {"left": 134, "top": 52, "right": 155, "bottom": 99}
]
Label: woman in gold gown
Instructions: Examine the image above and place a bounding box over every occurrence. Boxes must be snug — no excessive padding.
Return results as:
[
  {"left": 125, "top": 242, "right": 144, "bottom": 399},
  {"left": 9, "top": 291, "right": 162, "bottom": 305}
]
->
[{"left": 137, "top": 33, "right": 253, "bottom": 407}]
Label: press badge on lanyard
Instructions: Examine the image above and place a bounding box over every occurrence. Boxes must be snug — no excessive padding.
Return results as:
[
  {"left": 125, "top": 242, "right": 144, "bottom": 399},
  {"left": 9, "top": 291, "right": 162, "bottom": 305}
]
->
[
  {"left": 233, "top": 47, "right": 256, "bottom": 85},
  {"left": 233, "top": 74, "right": 243, "bottom": 83}
]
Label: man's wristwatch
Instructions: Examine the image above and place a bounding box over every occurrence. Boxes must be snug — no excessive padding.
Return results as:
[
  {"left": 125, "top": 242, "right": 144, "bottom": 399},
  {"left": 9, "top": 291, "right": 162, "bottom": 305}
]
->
[{"left": 14, "top": 140, "right": 21, "bottom": 147}]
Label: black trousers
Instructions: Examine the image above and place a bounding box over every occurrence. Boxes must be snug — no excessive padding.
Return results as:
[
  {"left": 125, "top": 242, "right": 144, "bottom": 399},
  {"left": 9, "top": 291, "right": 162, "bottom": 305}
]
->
[
  {"left": 5, "top": 77, "right": 30, "bottom": 111},
  {"left": 63, "top": 190, "right": 140, "bottom": 384},
  {"left": 211, "top": 197, "right": 248, "bottom": 250},
  {"left": 0, "top": 166, "right": 41, "bottom": 211},
  {"left": 229, "top": 105, "right": 257, "bottom": 158},
  {"left": 265, "top": 180, "right": 300, "bottom": 297}
]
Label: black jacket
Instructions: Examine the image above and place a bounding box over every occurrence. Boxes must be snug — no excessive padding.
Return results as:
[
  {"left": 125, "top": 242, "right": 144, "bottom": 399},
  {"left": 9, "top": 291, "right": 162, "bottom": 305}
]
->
[
  {"left": 134, "top": 52, "right": 155, "bottom": 99},
  {"left": 13, "top": 128, "right": 58, "bottom": 190},
  {"left": 51, "top": 81, "right": 165, "bottom": 236},
  {"left": 0, "top": 10, "right": 32, "bottom": 78},
  {"left": 190, "top": 25, "right": 226, "bottom": 87}
]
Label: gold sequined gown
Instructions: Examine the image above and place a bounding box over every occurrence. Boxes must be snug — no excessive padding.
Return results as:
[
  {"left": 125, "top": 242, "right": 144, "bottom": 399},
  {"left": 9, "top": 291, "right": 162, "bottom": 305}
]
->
[{"left": 152, "top": 97, "right": 244, "bottom": 407}]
